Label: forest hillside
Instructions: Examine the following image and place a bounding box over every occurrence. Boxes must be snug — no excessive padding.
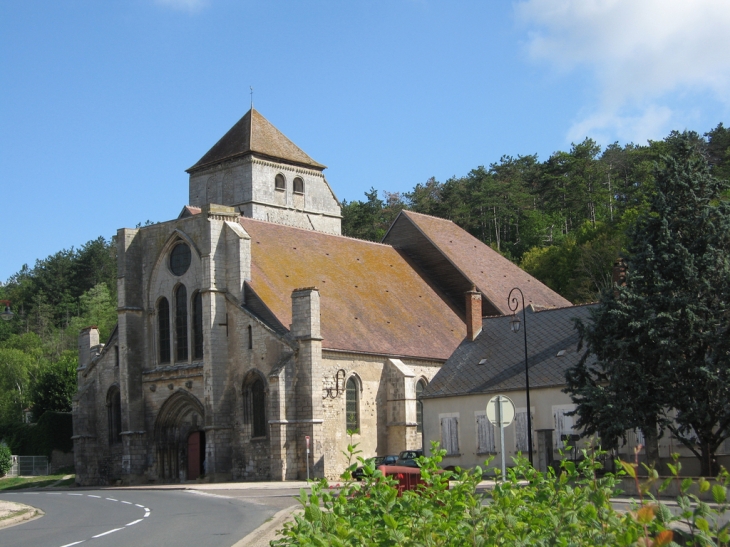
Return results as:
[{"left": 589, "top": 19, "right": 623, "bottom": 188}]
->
[{"left": 0, "top": 124, "right": 728, "bottom": 429}]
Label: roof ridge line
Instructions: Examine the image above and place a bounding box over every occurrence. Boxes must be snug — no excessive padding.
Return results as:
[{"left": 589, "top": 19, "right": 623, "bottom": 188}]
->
[
  {"left": 403, "top": 209, "right": 455, "bottom": 223},
  {"left": 239, "top": 217, "right": 397, "bottom": 248}
]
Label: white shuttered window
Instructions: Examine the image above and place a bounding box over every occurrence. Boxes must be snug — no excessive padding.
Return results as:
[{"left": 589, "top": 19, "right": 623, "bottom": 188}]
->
[
  {"left": 440, "top": 415, "right": 460, "bottom": 456},
  {"left": 476, "top": 413, "right": 496, "bottom": 454},
  {"left": 553, "top": 405, "right": 577, "bottom": 448},
  {"left": 515, "top": 409, "right": 534, "bottom": 454}
]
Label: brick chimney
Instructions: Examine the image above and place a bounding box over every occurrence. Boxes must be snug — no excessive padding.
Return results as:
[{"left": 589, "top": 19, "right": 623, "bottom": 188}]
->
[
  {"left": 612, "top": 258, "right": 627, "bottom": 296},
  {"left": 465, "top": 287, "right": 482, "bottom": 341}
]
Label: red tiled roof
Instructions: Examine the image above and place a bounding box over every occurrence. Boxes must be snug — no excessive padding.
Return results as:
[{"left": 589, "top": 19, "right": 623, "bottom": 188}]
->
[
  {"left": 399, "top": 211, "right": 571, "bottom": 313},
  {"left": 187, "top": 109, "right": 326, "bottom": 173},
  {"left": 240, "top": 218, "right": 465, "bottom": 360}
]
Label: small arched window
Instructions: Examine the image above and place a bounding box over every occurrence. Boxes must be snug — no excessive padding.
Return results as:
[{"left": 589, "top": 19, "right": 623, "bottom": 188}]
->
[
  {"left": 192, "top": 291, "right": 203, "bottom": 360},
  {"left": 275, "top": 174, "right": 286, "bottom": 191},
  {"left": 346, "top": 377, "right": 359, "bottom": 433},
  {"left": 107, "top": 387, "right": 122, "bottom": 445},
  {"left": 416, "top": 380, "right": 426, "bottom": 433},
  {"left": 175, "top": 285, "right": 188, "bottom": 362},
  {"left": 293, "top": 177, "right": 304, "bottom": 194},
  {"left": 158, "top": 298, "right": 171, "bottom": 364}
]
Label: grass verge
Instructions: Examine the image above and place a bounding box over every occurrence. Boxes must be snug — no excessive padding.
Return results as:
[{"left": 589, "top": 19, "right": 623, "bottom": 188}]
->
[{"left": 0, "top": 474, "right": 76, "bottom": 490}]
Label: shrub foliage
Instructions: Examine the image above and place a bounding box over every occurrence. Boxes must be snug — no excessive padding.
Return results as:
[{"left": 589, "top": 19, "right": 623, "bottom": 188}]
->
[
  {"left": 273, "top": 442, "right": 729, "bottom": 547},
  {"left": 0, "top": 443, "right": 11, "bottom": 476}
]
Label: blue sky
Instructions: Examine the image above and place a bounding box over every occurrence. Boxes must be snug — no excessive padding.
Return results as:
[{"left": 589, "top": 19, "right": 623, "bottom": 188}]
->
[{"left": 1, "top": 0, "right": 729, "bottom": 282}]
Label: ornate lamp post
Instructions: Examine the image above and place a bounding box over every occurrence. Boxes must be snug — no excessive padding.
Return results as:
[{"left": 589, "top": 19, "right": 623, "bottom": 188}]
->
[
  {"left": 507, "top": 288, "right": 533, "bottom": 465},
  {"left": 0, "top": 300, "right": 14, "bottom": 321}
]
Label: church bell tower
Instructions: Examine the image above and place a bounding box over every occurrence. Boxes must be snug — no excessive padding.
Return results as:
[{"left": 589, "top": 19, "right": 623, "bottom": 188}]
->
[{"left": 186, "top": 109, "right": 341, "bottom": 234}]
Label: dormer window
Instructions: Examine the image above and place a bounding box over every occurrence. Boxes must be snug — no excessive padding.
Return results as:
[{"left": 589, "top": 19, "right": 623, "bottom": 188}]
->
[
  {"left": 275, "top": 174, "right": 286, "bottom": 191},
  {"left": 293, "top": 177, "right": 304, "bottom": 194}
]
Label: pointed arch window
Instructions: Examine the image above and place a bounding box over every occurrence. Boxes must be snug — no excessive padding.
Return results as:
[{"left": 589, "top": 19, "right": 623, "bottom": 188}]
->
[
  {"left": 175, "top": 285, "right": 188, "bottom": 362},
  {"left": 251, "top": 379, "right": 266, "bottom": 437},
  {"left": 158, "top": 298, "right": 171, "bottom": 364},
  {"left": 107, "top": 386, "right": 122, "bottom": 445},
  {"left": 346, "top": 377, "right": 359, "bottom": 432},
  {"left": 243, "top": 374, "right": 267, "bottom": 438},
  {"left": 416, "top": 380, "right": 426, "bottom": 433},
  {"left": 192, "top": 291, "right": 203, "bottom": 360}
]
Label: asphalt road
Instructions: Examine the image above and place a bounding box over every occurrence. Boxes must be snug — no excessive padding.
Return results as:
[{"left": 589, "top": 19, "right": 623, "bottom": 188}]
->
[{"left": 0, "top": 488, "right": 282, "bottom": 547}]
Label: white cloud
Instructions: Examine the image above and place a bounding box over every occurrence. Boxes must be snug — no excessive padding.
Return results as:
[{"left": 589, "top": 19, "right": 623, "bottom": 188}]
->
[
  {"left": 155, "top": 0, "right": 207, "bottom": 12},
  {"left": 516, "top": 0, "right": 730, "bottom": 142}
]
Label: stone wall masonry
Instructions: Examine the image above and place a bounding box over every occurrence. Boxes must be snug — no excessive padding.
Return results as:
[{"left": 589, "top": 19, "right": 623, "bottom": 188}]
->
[
  {"left": 320, "top": 355, "right": 387, "bottom": 480},
  {"left": 223, "top": 221, "right": 250, "bottom": 303},
  {"left": 188, "top": 155, "right": 341, "bottom": 235},
  {"left": 226, "top": 303, "right": 294, "bottom": 481},
  {"left": 74, "top": 339, "right": 122, "bottom": 485}
]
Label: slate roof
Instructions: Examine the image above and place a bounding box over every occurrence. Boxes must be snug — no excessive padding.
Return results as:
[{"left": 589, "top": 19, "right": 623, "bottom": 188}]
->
[
  {"left": 383, "top": 211, "right": 571, "bottom": 316},
  {"left": 421, "top": 303, "right": 596, "bottom": 399},
  {"left": 187, "top": 108, "right": 326, "bottom": 173},
  {"left": 240, "top": 217, "right": 466, "bottom": 360}
]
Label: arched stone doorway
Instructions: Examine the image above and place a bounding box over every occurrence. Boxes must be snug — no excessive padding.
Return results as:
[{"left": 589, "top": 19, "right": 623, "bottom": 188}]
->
[{"left": 154, "top": 390, "right": 205, "bottom": 482}]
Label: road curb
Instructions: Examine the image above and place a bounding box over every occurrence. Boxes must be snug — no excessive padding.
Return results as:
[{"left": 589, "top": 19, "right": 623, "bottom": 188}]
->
[
  {"left": 230, "top": 504, "right": 301, "bottom": 547},
  {"left": 0, "top": 503, "right": 44, "bottom": 530}
]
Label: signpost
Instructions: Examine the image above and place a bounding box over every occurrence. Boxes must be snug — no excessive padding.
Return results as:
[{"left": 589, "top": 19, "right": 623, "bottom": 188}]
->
[
  {"left": 305, "top": 436, "right": 310, "bottom": 481},
  {"left": 487, "top": 395, "right": 515, "bottom": 480}
]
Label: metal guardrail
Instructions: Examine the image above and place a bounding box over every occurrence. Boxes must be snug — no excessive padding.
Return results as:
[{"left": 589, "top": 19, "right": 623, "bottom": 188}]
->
[{"left": 6, "top": 455, "right": 49, "bottom": 477}]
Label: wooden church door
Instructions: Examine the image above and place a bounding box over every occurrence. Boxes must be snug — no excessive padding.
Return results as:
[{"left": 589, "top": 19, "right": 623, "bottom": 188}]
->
[{"left": 187, "top": 431, "right": 204, "bottom": 480}]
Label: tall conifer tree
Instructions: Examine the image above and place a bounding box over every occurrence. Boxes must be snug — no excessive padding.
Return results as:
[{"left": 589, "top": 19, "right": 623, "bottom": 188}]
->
[{"left": 566, "top": 133, "right": 730, "bottom": 475}]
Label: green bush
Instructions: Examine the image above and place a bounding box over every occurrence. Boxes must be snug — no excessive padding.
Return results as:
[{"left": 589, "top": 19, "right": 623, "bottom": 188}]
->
[
  {"left": 0, "top": 411, "right": 73, "bottom": 457},
  {"left": 0, "top": 443, "right": 12, "bottom": 476},
  {"left": 272, "top": 442, "right": 729, "bottom": 547}
]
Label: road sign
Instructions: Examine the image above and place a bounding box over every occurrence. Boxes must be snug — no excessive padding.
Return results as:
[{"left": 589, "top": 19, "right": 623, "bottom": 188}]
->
[
  {"left": 486, "top": 395, "right": 515, "bottom": 427},
  {"left": 486, "top": 395, "right": 515, "bottom": 481}
]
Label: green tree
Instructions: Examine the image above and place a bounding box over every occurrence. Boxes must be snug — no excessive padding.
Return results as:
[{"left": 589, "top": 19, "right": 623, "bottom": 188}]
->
[
  {"left": 0, "top": 443, "right": 12, "bottom": 476},
  {"left": 566, "top": 133, "right": 730, "bottom": 475},
  {"left": 30, "top": 351, "right": 77, "bottom": 420}
]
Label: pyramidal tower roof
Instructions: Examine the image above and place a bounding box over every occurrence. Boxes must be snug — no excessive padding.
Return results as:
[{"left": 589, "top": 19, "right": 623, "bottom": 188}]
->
[{"left": 187, "top": 108, "right": 326, "bottom": 173}]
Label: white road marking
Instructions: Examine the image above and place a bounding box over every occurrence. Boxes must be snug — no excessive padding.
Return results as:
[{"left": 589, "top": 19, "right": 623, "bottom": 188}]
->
[
  {"left": 92, "top": 528, "right": 124, "bottom": 538},
  {"left": 184, "top": 490, "right": 232, "bottom": 499},
  {"left": 44, "top": 496, "right": 152, "bottom": 546},
  {"left": 46, "top": 492, "right": 62, "bottom": 495}
]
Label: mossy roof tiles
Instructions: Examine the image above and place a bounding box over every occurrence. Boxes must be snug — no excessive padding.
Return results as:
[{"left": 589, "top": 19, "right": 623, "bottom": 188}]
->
[
  {"left": 240, "top": 218, "right": 465, "bottom": 360},
  {"left": 395, "top": 211, "right": 571, "bottom": 314},
  {"left": 188, "top": 109, "right": 326, "bottom": 172}
]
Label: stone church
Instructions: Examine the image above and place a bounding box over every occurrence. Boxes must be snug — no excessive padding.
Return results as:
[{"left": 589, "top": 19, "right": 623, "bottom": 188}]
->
[{"left": 72, "top": 108, "right": 569, "bottom": 485}]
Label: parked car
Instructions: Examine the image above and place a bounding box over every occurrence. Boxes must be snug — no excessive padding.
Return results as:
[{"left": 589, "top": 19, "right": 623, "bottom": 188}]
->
[
  {"left": 395, "top": 449, "right": 423, "bottom": 468},
  {"left": 352, "top": 455, "right": 399, "bottom": 480}
]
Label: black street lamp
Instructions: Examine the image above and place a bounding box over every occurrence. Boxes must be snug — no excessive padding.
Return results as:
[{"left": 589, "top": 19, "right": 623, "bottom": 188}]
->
[
  {"left": 507, "top": 288, "right": 533, "bottom": 466},
  {"left": 1, "top": 300, "right": 13, "bottom": 322}
]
